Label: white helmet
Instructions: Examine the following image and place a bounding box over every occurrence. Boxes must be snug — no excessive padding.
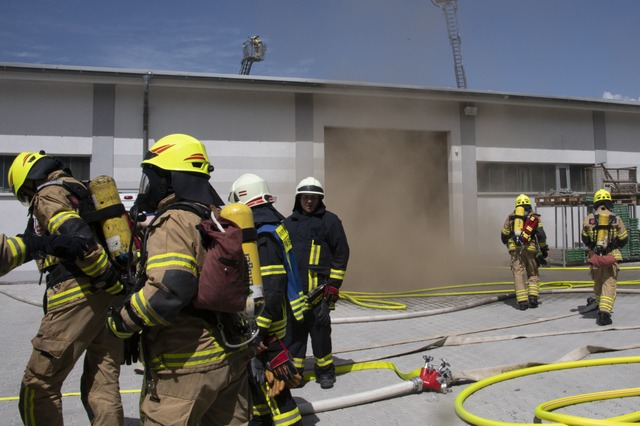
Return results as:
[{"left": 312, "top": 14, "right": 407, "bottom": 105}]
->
[
  {"left": 296, "top": 177, "right": 324, "bottom": 197},
  {"left": 229, "top": 173, "right": 274, "bottom": 207}
]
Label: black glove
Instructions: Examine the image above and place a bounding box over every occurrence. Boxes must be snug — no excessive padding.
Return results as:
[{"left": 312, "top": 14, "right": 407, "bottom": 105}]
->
[
  {"left": 540, "top": 246, "right": 549, "bottom": 258},
  {"left": 92, "top": 266, "right": 124, "bottom": 294},
  {"left": 536, "top": 254, "right": 548, "bottom": 267},
  {"left": 315, "top": 299, "right": 331, "bottom": 326},
  {"left": 20, "top": 233, "right": 87, "bottom": 261},
  {"left": 323, "top": 285, "right": 340, "bottom": 303},
  {"left": 250, "top": 356, "right": 266, "bottom": 386},
  {"left": 123, "top": 333, "right": 140, "bottom": 365},
  {"left": 107, "top": 307, "right": 134, "bottom": 339}
]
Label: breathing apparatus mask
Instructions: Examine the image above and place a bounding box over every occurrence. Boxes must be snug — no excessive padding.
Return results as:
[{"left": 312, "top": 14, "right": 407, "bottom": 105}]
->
[{"left": 135, "top": 166, "right": 171, "bottom": 213}]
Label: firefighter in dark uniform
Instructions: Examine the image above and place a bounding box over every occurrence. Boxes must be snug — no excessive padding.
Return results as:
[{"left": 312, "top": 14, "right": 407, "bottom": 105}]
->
[
  {"left": 581, "top": 188, "right": 628, "bottom": 326},
  {"left": 106, "top": 134, "right": 251, "bottom": 425},
  {"left": 501, "top": 194, "right": 548, "bottom": 310},
  {"left": 8, "top": 151, "right": 125, "bottom": 426},
  {"left": 229, "top": 173, "right": 303, "bottom": 426},
  {"left": 283, "top": 177, "right": 349, "bottom": 389}
]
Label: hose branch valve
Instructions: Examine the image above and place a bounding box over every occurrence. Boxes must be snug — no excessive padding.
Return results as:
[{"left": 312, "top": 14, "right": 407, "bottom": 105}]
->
[{"left": 420, "top": 355, "right": 453, "bottom": 393}]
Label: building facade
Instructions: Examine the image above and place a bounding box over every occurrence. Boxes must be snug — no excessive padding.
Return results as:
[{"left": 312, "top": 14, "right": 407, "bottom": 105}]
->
[{"left": 2, "top": 63, "right": 640, "bottom": 289}]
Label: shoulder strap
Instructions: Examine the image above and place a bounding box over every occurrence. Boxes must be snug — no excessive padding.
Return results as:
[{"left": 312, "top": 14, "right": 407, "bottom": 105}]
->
[{"left": 164, "top": 201, "right": 211, "bottom": 220}]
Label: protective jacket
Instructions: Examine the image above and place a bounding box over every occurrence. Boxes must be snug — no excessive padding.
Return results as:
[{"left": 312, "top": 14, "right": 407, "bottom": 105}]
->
[
  {"left": 582, "top": 205, "right": 628, "bottom": 261},
  {"left": 501, "top": 210, "right": 548, "bottom": 253},
  {"left": 33, "top": 171, "right": 124, "bottom": 306},
  {"left": 118, "top": 195, "right": 247, "bottom": 374},
  {"left": 19, "top": 170, "right": 124, "bottom": 426},
  {"left": 283, "top": 203, "right": 349, "bottom": 294},
  {"left": 0, "top": 234, "right": 29, "bottom": 276},
  {"left": 251, "top": 204, "right": 302, "bottom": 425}
]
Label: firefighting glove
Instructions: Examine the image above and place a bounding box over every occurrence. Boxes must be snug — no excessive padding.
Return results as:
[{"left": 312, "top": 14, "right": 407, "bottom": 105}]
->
[
  {"left": 266, "top": 339, "right": 302, "bottom": 389},
  {"left": 91, "top": 265, "right": 125, "bottom": 295},
  {"left": 265, "top": 370, "right": 286, "bottom": 398},
  {"left": 540, "top": 246, "right": 549, "bottom": 258},
  {"left": 250, "top": 356, "right": 266, "bottom": 386},
  {"left": 323, "top": 285, "right": 340, "bottom": 304},
  {"left": 107, "top": 307, "right": 134, "bottom": 339},
  {"left": 315, "top": 299, "right": 331, "bottom": 326},
  {"left": 123, "top": 333, "right": 140, "bottom": 365},
  {"left": 536, "top": 254, "right": 548, "bottom": 267},
  {"left": 19, "top": 233, "right": 87, "bottom": 262}
]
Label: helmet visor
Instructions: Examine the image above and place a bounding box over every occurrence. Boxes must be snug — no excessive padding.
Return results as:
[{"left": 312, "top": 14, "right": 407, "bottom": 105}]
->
[{"left": 138, "top": 172, "right": 150, "bottom": 197}]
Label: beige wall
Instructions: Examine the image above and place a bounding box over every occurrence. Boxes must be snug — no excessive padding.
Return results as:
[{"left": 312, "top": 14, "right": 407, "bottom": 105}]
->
[{"left": 2, "top": 65, "right": 640, "bottom": 284}]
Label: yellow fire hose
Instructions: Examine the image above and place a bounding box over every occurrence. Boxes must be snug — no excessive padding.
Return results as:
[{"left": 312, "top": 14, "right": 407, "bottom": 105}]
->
[{"left": 454, "top": 356, "right": 640, "bottom": 426}]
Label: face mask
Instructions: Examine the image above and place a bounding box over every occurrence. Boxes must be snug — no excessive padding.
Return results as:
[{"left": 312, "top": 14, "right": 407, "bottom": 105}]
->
[{"left": 134, "top": 167, "right": 169, "bottom": 212}]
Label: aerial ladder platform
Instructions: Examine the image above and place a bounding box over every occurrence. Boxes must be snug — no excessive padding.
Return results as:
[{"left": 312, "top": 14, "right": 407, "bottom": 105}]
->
[
  {"left": 432, "top": 0, "right": 467, "bottom": 89},
  {"left": 240, "top": 36, "right": 267, "bottom": 75}
]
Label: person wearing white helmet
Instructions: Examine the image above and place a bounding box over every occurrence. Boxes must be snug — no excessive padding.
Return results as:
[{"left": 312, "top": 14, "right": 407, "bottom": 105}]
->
[
  {"left": 581, "top": 188, "right": 628, "bottom": 326},
  {"left": 500, "top": 194, "right": 548, "bottom": 311},
  {"left": 229, "top": 173, "right": 303, "bottom": 425},
  {"left": 282, "top": 177, "right": 350, "bottom": 390}
]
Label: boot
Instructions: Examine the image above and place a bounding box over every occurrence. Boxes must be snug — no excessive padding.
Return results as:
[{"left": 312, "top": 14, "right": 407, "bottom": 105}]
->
[
  {"left": 518, "top": 301, "right": 529, "bottom": 311},
  {"left": 316, "top": 374, "right": 336, "bottom": 389},
  {"left": 528, "top": 296, "right": 539, "bottom": 308},
  {"left": 596, "top": 311, "right": 612, "bottom": 326}
]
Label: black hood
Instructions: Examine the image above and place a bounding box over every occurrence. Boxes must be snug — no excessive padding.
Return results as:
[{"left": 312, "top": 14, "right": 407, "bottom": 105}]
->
[
  {"left": 171, "top": 171, "right": 224, "bottom": 208},
  {"left": 252, "top": 203, "right": 285, "bottom": 227}
]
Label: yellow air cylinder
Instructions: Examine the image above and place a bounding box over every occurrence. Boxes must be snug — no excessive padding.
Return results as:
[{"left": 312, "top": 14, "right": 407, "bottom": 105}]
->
[
  {"left": 220, "top": 202, "right": 265, "bottom": 320},
  {"left": 89, "top": 175, "right": 136, "bottom": 264},
  {"left": 514, "top": 205, "right": 525, "bottom": 237},
  {"left": 596, "top": 213, "right": 611, "bottom": 251}
]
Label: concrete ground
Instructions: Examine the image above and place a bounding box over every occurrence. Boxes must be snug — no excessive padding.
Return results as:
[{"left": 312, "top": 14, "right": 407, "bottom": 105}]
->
[{"left": 1, "top": 263, "right": 640, "bottom": 425}]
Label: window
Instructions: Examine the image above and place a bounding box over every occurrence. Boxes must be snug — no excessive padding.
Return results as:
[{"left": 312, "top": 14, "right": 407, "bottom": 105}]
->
[
  {"left": 0, "top": 155, "right": 91, "bottom": 193},
  {"left": 477, "top": 162, "right": 589, "bottom": 193}
]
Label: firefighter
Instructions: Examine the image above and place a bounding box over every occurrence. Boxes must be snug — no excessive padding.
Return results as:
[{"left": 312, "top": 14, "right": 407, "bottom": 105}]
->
[
  {"left": 229, "top": 173, "right": 303, "bottom": 426},
  {"left": 8, "top": 151, "right": 125, "bottom": 426},
  {"left": 500, "top": 194, "right": 548, "bottom": 310},
  {"left": 106, "top": 134, "right": 251, "bottom": 425},
  {"left": 0, "top": 233, "right": 86, "bottom": 277},
  {"left": 581, "top": 188, "right": 628, "bottom": 326},
  {"left": 282, "top": 177, "right": 350, "bottom": 389}
]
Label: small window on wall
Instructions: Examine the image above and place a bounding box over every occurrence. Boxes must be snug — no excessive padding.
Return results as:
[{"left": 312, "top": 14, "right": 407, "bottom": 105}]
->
[
  {"left": 0, "top": 155, "right": 90, "bottom": 193},
  {"left": 477, "top": 162, "right": 589, "bottom": 193}
]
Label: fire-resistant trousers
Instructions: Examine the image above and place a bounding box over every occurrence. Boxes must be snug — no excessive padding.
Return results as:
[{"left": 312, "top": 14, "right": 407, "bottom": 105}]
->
[
  {"left": 140, "top": 351, "right": 250, "bottom": 426},
  {"left": 19, "top": 287, "right": 124, "bottom": 426},
  {"left": 509, "top": 249, "right": 540, "bottom": 303},
  {"left": 284, "top": 306, "right": 334, "bottom": 380},
  {"left": 249, "top": 375, "right": 301, "bottom": 426},
  {"left": 590, "top": 263, "right": 619, "bottom": 313}
]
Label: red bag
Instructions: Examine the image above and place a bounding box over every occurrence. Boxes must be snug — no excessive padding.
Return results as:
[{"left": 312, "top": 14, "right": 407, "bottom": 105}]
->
[
  {"left": 192, "top": 215, "right": 248, "bottom": 313},
  {"left": 587, "top": 254, "right": 617, "bottom": 267}
]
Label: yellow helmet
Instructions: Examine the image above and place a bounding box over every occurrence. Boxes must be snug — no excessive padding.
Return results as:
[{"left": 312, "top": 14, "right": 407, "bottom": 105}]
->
[
  {"left": 594, "top": 189, "right": 612, "bottom": 203},
  {"left": 8, "top": 151, "right": 50, "bottom": 205},
  {"left": 515, "top": 194, "right": 531, "bottom": 207},
  {"left": 142, "top": 134, "right": 212, "bottom": 176}
]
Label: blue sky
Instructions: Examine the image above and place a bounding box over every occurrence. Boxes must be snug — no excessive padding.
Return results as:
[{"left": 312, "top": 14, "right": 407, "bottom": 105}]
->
[{"left": 1, "top": 0, "right": 638, "bottom": 101}]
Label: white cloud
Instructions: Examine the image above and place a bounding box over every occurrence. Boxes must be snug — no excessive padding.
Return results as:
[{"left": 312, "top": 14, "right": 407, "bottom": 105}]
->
[{"left": 602, "top": 91, "right": 639, "bottom": 102}]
